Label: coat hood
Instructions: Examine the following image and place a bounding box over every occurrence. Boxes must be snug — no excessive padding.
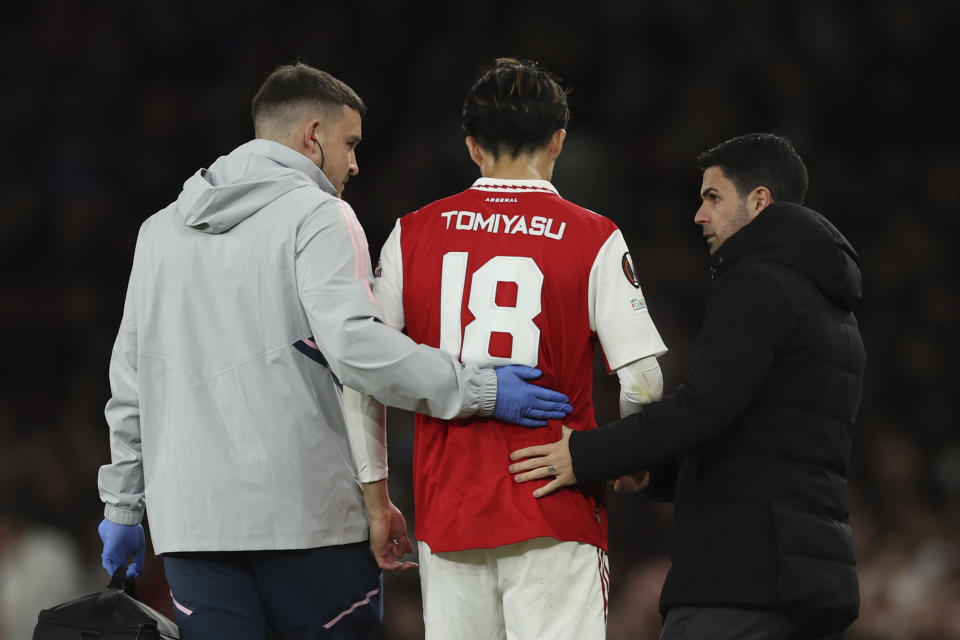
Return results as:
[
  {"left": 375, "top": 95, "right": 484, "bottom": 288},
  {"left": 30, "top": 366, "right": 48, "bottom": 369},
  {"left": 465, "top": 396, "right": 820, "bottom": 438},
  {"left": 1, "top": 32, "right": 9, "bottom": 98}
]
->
[
  {"left": 711, "top": 202, "right": 862, "bottom": 311},
  {"left": 174, "top": 139, "right": 336, "bottom": 234}
]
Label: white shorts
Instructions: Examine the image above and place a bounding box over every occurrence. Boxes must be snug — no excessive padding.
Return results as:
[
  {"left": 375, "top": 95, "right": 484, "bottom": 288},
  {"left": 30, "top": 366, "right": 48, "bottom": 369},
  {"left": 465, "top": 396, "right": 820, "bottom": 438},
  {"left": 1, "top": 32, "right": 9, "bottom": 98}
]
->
[{"left": 418, "top": 537, "right": 608, "bottom": 640}]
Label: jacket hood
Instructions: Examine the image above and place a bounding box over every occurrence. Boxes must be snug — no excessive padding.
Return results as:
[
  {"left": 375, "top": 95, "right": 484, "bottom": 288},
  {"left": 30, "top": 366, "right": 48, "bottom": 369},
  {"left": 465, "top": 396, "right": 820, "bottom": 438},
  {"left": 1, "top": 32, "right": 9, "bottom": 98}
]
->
[
  {"left": 712, "top": 202, "right": 862, "bottom": 311},
  {"left": 174, "top": 139, "right": 336, "bottom": 234}
]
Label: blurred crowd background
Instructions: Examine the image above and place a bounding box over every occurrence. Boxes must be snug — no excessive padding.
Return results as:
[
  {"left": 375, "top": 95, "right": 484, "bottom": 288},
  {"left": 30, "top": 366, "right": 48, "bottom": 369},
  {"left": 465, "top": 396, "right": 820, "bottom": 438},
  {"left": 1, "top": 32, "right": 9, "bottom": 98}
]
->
[{"left": 1, "top": 1, "right": 957, "bottom": 638}]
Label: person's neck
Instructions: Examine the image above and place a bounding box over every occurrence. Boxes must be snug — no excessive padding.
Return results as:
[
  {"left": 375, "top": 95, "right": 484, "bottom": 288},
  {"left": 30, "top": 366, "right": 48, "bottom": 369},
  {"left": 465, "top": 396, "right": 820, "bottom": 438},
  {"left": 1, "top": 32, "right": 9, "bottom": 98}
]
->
[{"left": 482, "top": 153, "right": 553, "bottom": 182}]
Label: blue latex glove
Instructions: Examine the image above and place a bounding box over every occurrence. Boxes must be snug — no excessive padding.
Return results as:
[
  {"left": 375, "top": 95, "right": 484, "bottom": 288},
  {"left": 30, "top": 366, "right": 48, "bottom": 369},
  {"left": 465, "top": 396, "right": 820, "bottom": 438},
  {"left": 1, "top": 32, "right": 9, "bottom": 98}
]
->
[
  {"left": 493, "top": 365, "right": 573, "bottom": 428},
  {"left": 98, "top": 518, "right": 145, "bottom": 580}
]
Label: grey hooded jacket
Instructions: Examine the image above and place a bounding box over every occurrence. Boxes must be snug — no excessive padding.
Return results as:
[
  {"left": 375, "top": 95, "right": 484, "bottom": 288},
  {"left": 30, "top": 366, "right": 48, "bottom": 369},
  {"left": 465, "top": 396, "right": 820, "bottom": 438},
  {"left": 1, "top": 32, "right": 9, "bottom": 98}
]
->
[{"left": 98, "top": 140, "right": 496, "bottom": 553}]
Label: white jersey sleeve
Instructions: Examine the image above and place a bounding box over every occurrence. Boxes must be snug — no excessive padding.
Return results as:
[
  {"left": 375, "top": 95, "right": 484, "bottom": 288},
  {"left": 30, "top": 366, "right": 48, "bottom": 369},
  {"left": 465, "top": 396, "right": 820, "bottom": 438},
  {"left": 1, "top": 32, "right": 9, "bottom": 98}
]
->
[
  {"left": 342, "top": 219, "right": 403, "bottom": 483},
  {"left": 589, "top": 229, "right": 667, "bottom": 371},
  {"left": 375, "top": 220, "right": 405, "bottom": 331},
  {"left": 342, "top": 385, "right": 388, "bottom": 483},
  {"left": 616, "top": 355, "right": 664, "bottom": 417}
]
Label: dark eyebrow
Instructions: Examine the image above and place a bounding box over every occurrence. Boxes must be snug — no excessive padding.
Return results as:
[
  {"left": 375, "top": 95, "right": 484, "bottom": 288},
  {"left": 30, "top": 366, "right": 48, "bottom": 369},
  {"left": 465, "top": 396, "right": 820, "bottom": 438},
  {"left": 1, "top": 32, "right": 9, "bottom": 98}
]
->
[{"left": 700, "top": 186, "right": 718, "bottom": 199}]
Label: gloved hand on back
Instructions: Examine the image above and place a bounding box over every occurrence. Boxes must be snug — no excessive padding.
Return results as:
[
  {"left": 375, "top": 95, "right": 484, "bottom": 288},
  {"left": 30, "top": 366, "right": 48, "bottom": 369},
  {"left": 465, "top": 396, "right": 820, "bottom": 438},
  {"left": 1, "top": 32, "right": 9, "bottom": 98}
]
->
[
  {"left": 493, "top": 365, "right": 572, "bottom": 428},
  {"left": 98, "top": 518, "right": 145, "bottom": 580}
]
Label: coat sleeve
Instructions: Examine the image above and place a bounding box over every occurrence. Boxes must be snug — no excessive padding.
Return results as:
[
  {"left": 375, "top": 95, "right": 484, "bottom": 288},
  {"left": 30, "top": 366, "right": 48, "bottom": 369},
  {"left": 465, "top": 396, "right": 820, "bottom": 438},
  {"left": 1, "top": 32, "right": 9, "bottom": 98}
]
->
[
  {"left": 98, "top": 235, "right": 146, "bottom": 525},
  {"left": 570, "top": 265, "right": 793, "bottom": 485},
  {"left": 296, "top": 198, "right": 496, "bottom": 419}
]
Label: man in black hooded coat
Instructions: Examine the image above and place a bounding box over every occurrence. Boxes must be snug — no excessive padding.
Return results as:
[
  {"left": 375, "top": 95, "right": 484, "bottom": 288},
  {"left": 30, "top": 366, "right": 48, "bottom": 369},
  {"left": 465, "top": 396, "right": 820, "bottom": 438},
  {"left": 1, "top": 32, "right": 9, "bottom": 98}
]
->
[{"left": 509, "top": 133, "right": 866, "bottom": 639}]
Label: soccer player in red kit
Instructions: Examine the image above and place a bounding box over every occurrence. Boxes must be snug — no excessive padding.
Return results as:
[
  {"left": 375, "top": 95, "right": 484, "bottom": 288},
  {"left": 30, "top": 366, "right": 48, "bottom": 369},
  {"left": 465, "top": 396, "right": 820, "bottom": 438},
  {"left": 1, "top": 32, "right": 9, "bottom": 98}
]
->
[{"left": 342, "top": 58, "right": 667, "bottom": 639}]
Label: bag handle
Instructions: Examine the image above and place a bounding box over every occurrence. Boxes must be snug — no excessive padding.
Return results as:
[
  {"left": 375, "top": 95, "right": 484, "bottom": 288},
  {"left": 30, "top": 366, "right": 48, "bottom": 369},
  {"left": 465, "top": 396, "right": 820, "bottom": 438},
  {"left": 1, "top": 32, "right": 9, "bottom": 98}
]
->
[
  {"left": 108, "top": 567, "right": 140, "bottom": 601},
  {"left": 90, "top": 568, "right": 141, "bottom": 619}
]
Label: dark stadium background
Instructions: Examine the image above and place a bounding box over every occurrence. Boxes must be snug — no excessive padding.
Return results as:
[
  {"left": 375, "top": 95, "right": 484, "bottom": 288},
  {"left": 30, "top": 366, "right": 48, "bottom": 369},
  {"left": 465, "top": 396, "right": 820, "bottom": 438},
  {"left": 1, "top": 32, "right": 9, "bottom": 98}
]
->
[{"left": 1, "top": 2, "right": 957, "bottom": 639}]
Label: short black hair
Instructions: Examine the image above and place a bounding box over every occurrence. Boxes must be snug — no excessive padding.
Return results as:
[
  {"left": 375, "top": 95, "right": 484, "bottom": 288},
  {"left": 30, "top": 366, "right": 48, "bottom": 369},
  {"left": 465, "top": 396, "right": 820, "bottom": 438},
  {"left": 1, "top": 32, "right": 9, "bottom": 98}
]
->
[
  {"left": 462, "top": 58, "right": 570, "bottom": 159},
  {"left": 696, "top": 133, "right": 809, "bottom": 204},
  {"left": 251, "top": 63, "right": 366, "bottom": 132}
]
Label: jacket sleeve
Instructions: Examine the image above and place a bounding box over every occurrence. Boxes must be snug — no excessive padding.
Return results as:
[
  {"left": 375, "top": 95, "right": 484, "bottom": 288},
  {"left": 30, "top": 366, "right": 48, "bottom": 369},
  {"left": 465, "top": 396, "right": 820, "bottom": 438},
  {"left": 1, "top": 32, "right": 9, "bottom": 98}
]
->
[
  {"left": 296, "top": 198, "right": 496, "bottom": 419},
  {"left": 570, "top": 266, "right": 793, "bottom": 485},
  {"left": 647, "top": 459, "right": 679, "bottom": 502},
  {"left": 97, "top": 243, "right": 146, "bottom": 525}
]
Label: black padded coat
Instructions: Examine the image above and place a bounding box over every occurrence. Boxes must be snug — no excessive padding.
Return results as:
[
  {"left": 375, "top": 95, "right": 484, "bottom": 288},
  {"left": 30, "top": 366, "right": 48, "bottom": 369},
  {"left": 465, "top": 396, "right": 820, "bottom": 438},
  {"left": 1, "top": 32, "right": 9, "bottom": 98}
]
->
[{"left": 570, "top": 201, "right": 866, "bottom": 634}]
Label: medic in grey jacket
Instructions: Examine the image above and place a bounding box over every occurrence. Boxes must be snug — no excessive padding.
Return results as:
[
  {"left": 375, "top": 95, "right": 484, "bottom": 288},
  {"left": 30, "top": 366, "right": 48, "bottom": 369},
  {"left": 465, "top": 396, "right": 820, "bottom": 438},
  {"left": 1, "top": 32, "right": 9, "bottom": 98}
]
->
[{"left": 97, "top": 138, "right": 571, "bottom": 560}]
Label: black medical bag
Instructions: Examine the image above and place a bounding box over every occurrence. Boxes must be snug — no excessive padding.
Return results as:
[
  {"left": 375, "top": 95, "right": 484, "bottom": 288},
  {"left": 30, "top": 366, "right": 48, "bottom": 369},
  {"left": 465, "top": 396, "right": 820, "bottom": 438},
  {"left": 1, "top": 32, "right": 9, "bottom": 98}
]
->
[{"left": 32, "top": 569, "right": 179, "bottom": 639}]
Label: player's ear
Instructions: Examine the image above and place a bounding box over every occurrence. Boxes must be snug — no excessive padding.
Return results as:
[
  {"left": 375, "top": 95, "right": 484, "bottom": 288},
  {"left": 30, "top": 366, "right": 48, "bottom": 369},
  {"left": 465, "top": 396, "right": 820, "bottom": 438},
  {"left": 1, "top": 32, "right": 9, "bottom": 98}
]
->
[
  {"left": 747, "top": 185, "right": 773, "bottom": 219},
  {"left": 465, "top": 136, "right": 485, "bottom": 170},
  {"left": 548, "top": 129, "right": 566, "bottom": 161}
]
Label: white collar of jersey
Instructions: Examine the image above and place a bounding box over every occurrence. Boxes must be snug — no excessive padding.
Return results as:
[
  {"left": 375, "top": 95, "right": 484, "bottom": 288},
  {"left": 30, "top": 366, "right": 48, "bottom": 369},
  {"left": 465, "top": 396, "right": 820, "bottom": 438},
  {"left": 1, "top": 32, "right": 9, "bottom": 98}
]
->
[{"left": 470, "top": 177, "right": 559, "bottom": 196}]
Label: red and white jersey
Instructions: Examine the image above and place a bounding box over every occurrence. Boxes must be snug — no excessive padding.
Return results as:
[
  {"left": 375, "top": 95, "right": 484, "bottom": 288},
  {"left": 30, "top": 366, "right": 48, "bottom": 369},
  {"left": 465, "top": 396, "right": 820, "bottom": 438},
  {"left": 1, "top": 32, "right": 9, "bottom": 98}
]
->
[{"left": 374, "top": 177, "right": 666, "bottom": 552}]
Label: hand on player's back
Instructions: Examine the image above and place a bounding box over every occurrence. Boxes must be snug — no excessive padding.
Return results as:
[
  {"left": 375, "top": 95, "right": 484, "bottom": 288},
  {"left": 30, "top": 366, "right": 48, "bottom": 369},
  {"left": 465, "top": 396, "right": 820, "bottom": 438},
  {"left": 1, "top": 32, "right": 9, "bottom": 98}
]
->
[
  {"left": 493, "top": 365, "right": 572, "bottom": 428},
  {"left": 508, "top": 425, "right": 577, "bottom": 497}
]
